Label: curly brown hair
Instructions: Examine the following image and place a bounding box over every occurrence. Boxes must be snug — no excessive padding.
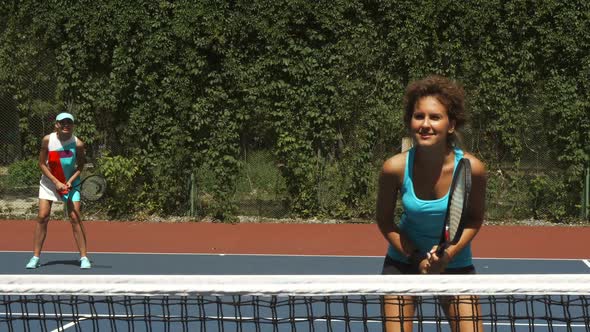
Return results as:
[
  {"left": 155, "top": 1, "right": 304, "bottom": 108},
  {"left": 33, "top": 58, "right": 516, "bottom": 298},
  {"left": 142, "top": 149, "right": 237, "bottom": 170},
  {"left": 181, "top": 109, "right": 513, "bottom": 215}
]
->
[{"left": 403, "top": 75, "right": 466, "bottom": 131}]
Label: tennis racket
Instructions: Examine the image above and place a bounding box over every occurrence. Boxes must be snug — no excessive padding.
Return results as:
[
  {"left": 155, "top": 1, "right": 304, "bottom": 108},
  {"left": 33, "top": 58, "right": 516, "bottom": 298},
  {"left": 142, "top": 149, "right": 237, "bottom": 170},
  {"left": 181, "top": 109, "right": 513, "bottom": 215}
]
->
[
  {"left": 436, "top": 158, "right": 472, "bottom": 257},
  {"left": 64, "top": 175, "right": 107, "bottom": 202}
]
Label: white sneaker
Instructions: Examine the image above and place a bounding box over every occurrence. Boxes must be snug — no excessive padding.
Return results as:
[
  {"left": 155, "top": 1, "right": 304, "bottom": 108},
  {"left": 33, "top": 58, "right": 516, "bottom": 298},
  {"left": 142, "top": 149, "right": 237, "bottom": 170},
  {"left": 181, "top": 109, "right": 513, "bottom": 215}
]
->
[
  {"left": 26, "top": 256, "right": 40, "bottom": 269},
  {"left": 80, "top": 257, "right": 92, "bottom": 269}
]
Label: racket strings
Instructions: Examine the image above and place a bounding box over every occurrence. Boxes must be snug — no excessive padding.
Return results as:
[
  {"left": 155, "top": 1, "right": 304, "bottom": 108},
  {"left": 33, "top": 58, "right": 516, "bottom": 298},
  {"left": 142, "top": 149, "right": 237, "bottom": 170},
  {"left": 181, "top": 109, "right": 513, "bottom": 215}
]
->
[
  {"left": 447, "top": 161, "right": 472, "bottom": 242},
  {"left": 448, "top": 170, "right": 466, "bottom": 238},
  {"left": 81, "top": 177, "right": 107, "bottom": 201}
]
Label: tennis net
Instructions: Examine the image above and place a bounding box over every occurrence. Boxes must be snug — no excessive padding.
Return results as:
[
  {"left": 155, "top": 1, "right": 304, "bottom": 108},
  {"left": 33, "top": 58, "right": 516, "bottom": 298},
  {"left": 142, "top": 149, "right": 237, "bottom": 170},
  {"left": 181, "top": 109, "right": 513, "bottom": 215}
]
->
[{"left": 1, "top": 274, "right": 589, "bottom": 331}]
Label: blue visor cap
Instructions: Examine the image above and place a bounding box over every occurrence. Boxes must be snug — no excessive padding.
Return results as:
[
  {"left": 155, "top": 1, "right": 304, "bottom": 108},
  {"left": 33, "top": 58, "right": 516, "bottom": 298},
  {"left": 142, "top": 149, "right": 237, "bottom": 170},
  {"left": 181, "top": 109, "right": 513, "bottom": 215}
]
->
[{"left": 56, "top": 113, "right": 74, "bottom": 122}]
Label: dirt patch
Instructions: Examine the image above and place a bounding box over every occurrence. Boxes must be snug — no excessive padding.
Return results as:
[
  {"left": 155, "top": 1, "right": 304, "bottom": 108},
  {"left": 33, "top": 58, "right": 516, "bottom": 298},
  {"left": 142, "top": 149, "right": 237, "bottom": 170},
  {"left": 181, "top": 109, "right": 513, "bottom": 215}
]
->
[
  {"left": 0, "top": 193, "right": 65, "bottom": 219},
  {"left": 0, "top": 197, "right": 37, "bottom": 219}
]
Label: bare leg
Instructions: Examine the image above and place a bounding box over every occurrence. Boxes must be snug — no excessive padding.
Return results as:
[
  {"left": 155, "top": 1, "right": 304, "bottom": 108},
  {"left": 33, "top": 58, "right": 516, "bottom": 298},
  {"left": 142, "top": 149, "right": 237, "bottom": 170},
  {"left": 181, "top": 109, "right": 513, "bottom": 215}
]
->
[
  {"left": 383, "top": 295, "right": 415, "bottom": 332},
  {"left": 33, "top": 199, "right": 53, "bottom": 257},
  {"left": 441, "top": 295, "right": 483, "bottom": 332},
  {"left": 67, "top": 200, "right": 87, "bottom": 257}
]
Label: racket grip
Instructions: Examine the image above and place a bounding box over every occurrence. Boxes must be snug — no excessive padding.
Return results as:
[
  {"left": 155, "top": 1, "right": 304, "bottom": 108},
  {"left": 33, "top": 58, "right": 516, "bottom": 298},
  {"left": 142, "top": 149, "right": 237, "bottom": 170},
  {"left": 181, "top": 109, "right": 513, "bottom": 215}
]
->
[
  {"left": 435, "top": 245, "right": 447, "bottom": 257},
  {"left": 58, "top": 189, "right": 69, "bottom": 196}
]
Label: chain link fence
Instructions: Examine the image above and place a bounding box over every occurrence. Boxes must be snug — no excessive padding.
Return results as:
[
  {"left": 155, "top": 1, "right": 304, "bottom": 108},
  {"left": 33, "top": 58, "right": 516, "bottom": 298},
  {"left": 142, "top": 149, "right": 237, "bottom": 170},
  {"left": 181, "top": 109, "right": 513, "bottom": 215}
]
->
[{"left": 1, "top": 68, "right": 588, "bottom": 223}]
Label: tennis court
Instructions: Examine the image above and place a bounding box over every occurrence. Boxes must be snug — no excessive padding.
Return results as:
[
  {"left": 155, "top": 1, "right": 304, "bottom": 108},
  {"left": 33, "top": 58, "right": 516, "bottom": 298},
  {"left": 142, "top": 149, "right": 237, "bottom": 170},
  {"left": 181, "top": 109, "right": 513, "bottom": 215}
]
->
[
  {"left": 1, "top": 220, "right": 589, "bottom": 331},
  {"left": 3, "top": 2, "right": 590, "bottom": 330}
]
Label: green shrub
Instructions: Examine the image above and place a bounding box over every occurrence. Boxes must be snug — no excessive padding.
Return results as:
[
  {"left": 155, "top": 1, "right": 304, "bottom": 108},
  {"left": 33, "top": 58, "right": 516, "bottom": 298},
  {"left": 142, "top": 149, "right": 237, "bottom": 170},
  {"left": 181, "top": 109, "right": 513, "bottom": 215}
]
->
[
  {"left": 486, "top": 169, "right": 533, "bottom": 221},
  {"left": 95, "top": 154, "right": 142, "bottom": 218},
  {"left": 236, "top": 151, "right": 286, "bottom": 200},
  {"left": 529, "top": 174, "right": 578, "bottom": 223},
  {"left": 233, "top": 150, "right": 288, "bottom": 218},
  {"left": 5, "top": 159, "right": 39, "bottom": 187}
]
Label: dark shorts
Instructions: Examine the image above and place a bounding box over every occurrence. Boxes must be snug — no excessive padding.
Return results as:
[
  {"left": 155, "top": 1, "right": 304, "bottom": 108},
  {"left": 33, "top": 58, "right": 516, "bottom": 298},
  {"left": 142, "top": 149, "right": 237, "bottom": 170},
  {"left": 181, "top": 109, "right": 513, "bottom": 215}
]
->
[{"left": 381, "top": 255, "right": 476, "bottom": 275}]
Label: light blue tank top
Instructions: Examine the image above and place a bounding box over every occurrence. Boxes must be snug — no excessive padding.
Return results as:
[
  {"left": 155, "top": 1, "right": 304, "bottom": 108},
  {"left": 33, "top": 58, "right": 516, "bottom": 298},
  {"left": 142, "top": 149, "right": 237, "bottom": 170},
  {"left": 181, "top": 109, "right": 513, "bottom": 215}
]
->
[{"left": 387, "top": 147, "right": 473, "bottom": 268}]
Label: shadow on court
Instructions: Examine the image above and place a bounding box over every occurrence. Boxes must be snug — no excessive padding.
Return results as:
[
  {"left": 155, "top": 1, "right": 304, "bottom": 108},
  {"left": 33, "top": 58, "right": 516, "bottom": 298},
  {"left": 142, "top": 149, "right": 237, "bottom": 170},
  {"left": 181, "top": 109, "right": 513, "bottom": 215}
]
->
[{"left": 0, "top": 251, "right": 589, "bottom": 275}]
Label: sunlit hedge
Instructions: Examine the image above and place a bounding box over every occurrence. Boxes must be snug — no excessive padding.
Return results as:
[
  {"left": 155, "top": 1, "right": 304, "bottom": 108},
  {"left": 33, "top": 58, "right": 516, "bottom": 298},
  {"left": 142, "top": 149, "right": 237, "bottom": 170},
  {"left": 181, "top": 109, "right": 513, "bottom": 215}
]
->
[{"left": 1, "top": 0, "right": 588, "bottom": 221}]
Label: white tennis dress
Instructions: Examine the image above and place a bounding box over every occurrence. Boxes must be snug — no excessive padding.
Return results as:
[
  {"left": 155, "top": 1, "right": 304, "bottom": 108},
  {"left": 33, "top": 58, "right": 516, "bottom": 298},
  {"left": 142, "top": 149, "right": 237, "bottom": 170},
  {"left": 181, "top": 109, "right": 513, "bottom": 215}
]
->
[{"left": 38, "top": 132, "right": 81, "bottom": 202}]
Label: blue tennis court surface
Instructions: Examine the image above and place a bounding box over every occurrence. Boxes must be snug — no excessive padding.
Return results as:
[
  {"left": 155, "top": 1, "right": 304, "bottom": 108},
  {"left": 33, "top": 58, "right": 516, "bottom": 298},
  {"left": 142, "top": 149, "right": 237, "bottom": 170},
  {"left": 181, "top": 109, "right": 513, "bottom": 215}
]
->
[
  {"left": 4, "top": 295, "right": 589, "bottom": 331},
  {"left": 0, "top": 251, "right": 589, "bottom": 275},
  {"left": 1, "top": 251, "right": 589, "bottom": 331}
]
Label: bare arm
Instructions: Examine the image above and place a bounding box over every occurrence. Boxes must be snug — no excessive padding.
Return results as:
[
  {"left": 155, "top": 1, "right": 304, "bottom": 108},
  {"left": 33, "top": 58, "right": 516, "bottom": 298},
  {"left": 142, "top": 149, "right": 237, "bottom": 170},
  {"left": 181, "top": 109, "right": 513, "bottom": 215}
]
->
[{"left": 376, "top": 153, "right": 428, "bottom": 270}]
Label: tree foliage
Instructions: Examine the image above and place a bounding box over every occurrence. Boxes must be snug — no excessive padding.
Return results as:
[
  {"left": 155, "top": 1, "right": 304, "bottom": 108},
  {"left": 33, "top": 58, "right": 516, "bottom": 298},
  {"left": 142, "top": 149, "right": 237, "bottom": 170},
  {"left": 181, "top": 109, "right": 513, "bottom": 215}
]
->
[{"left": 1, "top": 0, "right": 588, "bottom": 220}]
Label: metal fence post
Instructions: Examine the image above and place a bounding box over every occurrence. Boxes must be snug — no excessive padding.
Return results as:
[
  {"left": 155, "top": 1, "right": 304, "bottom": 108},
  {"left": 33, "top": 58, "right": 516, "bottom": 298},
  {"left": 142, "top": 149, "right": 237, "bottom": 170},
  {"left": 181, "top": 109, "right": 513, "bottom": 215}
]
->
[
  {"left": 583, "top": 165, "right": 590, "bottom": 220},
  {"left": 190, "top": 172, "right": 198, "bottom": 217}
]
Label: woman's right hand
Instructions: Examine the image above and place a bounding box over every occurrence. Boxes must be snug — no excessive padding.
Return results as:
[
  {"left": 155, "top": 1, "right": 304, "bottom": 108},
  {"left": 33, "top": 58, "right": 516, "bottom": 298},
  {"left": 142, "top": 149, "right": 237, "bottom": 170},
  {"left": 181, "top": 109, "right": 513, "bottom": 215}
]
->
[
  {"left": 55, "top": 182, "right": 69, "bottom": 195},
  {"left": 417, "top": 256, "right": 431, "bottom": 274},
  {"left": 410, "top": 251, "right": 431, "bottom": 274}
]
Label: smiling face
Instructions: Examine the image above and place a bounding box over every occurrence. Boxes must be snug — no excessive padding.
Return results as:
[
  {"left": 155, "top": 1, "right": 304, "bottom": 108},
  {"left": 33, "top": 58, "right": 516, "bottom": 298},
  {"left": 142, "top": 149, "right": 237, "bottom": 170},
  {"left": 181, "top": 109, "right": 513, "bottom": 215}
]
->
[
  {"left": 410, "top": 96, "right": 455, "bottom": 148},
  {"left": 56, "top": 119, "right": 74, "bottom": 137}
]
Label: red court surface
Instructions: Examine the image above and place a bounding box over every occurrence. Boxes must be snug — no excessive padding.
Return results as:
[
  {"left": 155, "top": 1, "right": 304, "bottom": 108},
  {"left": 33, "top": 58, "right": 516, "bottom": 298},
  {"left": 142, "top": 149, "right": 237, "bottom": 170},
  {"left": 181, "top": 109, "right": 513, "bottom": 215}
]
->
[{"left": 1, "top": 219, "right": 589, "bottom": 259}]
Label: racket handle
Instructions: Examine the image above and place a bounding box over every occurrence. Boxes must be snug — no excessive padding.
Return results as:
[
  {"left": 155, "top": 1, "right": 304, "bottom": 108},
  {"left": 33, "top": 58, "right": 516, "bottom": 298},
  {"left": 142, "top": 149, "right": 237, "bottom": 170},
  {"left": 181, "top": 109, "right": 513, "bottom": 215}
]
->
[
  {"left": 58, "top": 189, "right": 69, "bottom": 196},
  {"left": 435, "top": 245, "right": 447, "bottom": 257}
]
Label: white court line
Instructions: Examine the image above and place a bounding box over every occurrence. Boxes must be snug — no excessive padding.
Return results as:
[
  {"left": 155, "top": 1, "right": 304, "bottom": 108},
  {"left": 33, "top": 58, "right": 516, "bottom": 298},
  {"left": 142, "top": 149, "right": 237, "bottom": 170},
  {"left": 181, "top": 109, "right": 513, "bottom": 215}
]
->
[
  {"left": 0, "top": 313, "right": 586, "bottom": 330},
  {"left": 2, "top": 311, "right": 588, "bottom": 329},
  {"left": 52, "top": 320, "right": 84, "bottom": 332},
  {"left": 583, "top": 259, "right": 590, "bottom": 269},
  {"left": 0, "top": 250, "right": 381, "bottom": 258},
  {"left": 1, "top": 250, "right": 588, "bottom": 260}
]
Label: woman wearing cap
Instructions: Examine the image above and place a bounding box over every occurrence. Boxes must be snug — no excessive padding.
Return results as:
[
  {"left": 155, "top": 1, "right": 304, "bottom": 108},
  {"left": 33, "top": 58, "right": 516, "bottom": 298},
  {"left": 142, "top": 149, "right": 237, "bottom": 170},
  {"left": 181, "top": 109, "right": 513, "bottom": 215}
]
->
[{"left": 25, "top": 112, "right": 91, "bottom": 269}]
